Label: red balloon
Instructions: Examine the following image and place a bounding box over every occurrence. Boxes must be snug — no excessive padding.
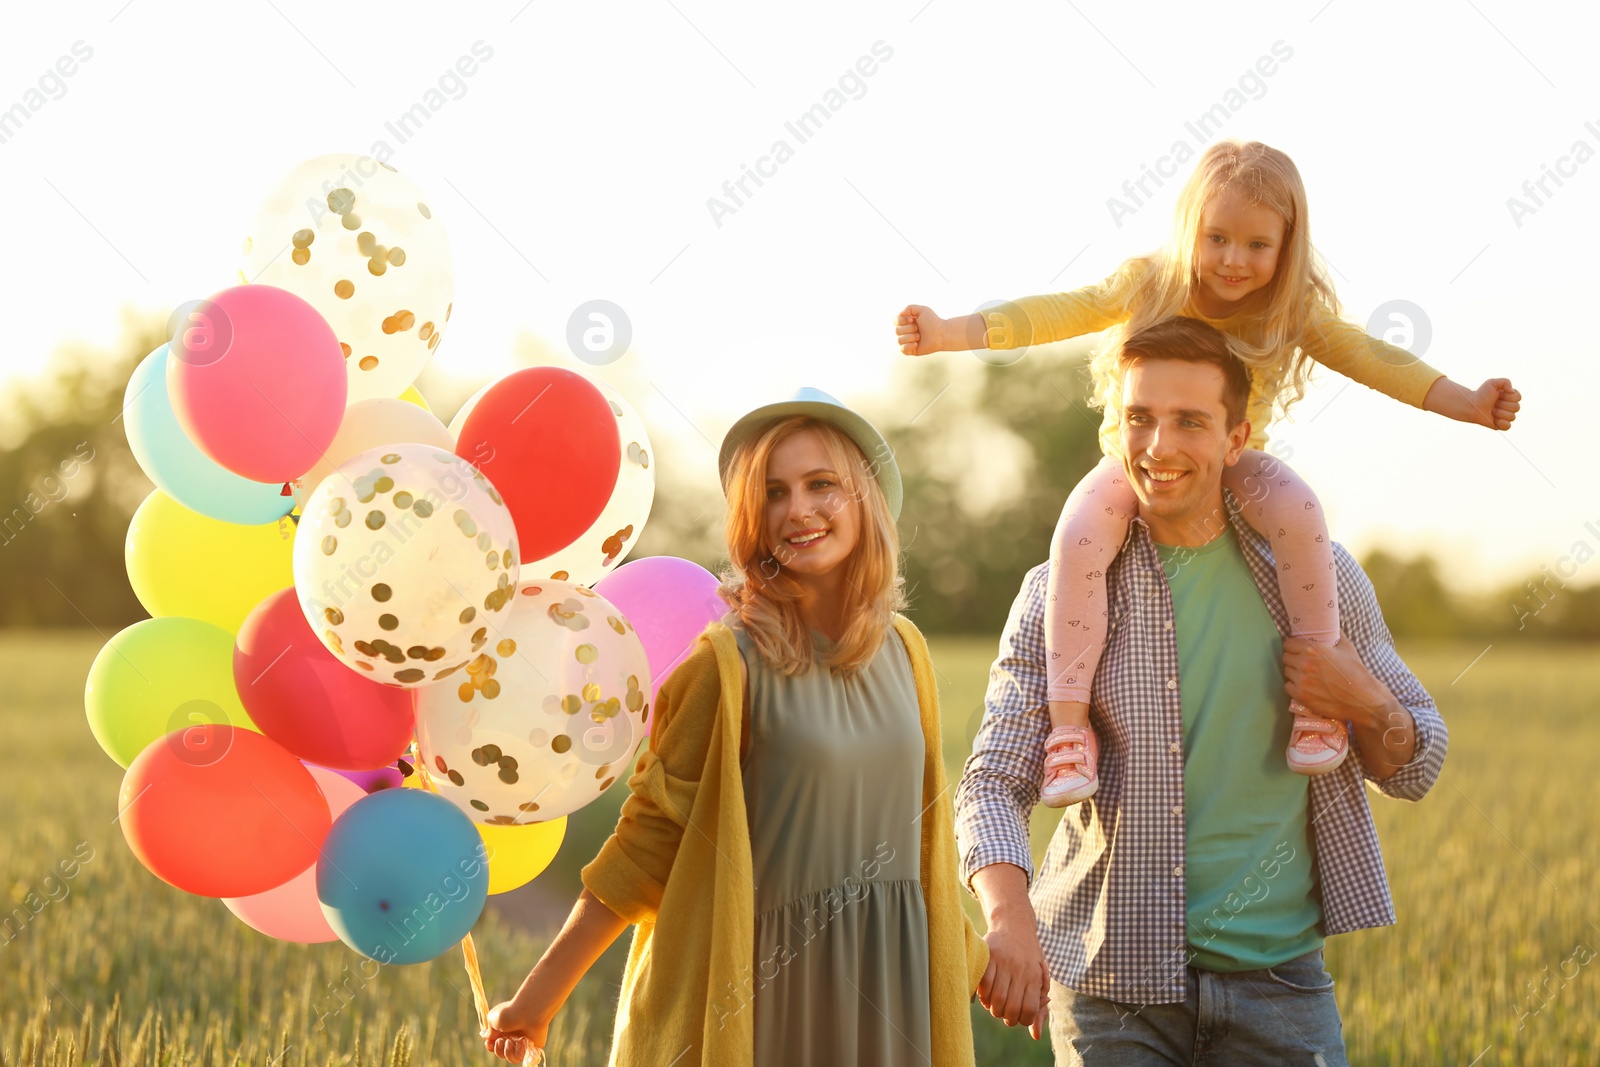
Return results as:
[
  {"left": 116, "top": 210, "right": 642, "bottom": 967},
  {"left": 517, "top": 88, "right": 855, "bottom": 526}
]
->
[
  {"left": 455, "top": 368, "right": 621, "bottom": 562},
  {"left": 234, "top": 588, "right": 415, "bottom": 770},
  {"left": 118, "top": 725, "right": 332, "bottom": 898}
]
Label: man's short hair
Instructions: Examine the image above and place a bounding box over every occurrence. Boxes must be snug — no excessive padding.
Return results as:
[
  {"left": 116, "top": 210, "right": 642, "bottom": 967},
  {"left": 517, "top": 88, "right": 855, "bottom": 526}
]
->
[{"left": 1116, "top": 317, "right": 1252, "bottom": 428}]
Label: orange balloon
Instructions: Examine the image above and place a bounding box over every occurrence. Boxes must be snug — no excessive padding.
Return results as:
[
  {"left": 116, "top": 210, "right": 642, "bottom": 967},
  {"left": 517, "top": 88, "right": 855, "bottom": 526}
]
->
[{"left": 118, "top": 725, "right": 332, "bottom": 898}]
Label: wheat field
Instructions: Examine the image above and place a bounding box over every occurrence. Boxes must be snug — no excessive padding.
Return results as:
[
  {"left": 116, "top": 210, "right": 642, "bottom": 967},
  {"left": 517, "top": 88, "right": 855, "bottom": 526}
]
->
[{"left": 1, "top": 632, "right": 1593, "bottom": 1066}]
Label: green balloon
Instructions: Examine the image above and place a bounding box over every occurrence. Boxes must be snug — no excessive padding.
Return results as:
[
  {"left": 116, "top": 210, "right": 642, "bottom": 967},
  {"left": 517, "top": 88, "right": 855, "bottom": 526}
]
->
[{"left": 84, "top": 617, "right": 260, "bottom": 768}]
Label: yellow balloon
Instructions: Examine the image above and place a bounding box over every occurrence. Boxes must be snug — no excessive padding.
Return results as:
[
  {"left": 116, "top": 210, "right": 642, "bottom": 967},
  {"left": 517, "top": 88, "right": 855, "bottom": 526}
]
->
[
  {"left": 479, "top": 818, "right": 567, "bottom": 895},
  {"left": 126, "top": 489, "right": 296, "bottom": 633},
  {"left": 398, "top": 385, "right": 432, "bottom": 413},
  {"left": 403, "top": 764, "right": 565, "bottom": 893}
]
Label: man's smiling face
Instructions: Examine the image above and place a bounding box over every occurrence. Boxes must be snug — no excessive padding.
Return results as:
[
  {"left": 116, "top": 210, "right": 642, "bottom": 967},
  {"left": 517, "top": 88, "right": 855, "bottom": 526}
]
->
[{"left": 1118, "top": 358, "right": 1251, "bottom": 544}]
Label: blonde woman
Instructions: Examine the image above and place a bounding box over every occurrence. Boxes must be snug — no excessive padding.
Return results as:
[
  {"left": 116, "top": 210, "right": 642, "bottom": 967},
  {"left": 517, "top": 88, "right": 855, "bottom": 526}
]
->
[
  {"left": 482, "top": 388, "right": 992, "bottom": 1066},
  {"left": 896, "top": 139, "right": 1519, "bottom": 805}
]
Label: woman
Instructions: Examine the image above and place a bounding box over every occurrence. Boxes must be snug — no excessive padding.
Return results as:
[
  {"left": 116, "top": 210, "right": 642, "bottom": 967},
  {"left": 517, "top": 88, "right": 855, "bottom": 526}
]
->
[{"left": 481, "top": 388, "right": 989, "bottom": 1065}]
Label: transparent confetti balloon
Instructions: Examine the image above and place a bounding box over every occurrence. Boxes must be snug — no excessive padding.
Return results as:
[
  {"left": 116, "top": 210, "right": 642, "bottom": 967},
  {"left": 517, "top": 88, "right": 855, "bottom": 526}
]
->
[
  {"left": 520, "top": 380, "right": 655, "bottom": 585},
  {"left": 242, "top": 154, "right": 453, "bottom": 402},
  {"left": 415, "top": 579, "right": 650, "bottom": 825},
  {"left": 291, "top": 444, "right": 519, "bottom": 688}
]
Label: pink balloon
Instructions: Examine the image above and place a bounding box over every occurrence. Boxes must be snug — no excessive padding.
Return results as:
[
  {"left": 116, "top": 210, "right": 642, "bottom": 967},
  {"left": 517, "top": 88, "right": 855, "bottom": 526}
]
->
[
  {"left": 166, "top": 285, "right": 347, "bottom": 483},
  {"left": 592, "top": 557, "right": 727, "bottom": 733},
  {"left": 222, "top": 766, "right": 365, "bottom": 943},
  {"left": 234, "top": 588, "right": 415, "bottom": 770}
]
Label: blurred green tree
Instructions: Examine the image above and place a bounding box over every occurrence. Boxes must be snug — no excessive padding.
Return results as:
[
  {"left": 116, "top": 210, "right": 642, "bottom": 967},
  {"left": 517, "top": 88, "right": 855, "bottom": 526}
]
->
[
  {"left": 2, "top": 318, "right": 1594, "bottom": 644},
  {"left": 0, "top": 318, "right": 157, "bottom": 629}
]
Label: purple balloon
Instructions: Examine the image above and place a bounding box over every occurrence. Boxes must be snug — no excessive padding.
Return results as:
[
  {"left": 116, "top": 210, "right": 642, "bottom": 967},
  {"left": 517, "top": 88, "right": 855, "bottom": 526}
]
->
[
  {"left": 306, "top": 761, "right": 405, "bottom": 794},
  {"left": 593, "top": 556, "right": 726, "bottom": 733}
]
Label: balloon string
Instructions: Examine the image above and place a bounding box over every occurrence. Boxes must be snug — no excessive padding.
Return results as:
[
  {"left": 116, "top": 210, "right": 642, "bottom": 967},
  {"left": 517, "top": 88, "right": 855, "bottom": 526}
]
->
[
  {"left": 415, "top": 741, "right": 542, "bottom": 1064},
  {"left": 462, "top": 931, "right": 491, "bottom": 1033}
]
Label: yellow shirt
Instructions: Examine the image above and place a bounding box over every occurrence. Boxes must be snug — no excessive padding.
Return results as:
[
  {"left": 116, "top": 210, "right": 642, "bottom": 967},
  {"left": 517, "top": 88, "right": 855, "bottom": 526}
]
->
[
  {"left": 985, "top": 269, "right": 1445, "bottom": 451},
  {"left": 581, "top": 615, "right": 990, "bottom": 1066}
]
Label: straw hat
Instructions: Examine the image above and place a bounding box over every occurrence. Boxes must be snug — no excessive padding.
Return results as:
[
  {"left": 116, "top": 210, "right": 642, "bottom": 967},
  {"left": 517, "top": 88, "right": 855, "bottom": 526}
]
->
[{"left": 716, "top": 387, "right": 902, "bottom": 520}]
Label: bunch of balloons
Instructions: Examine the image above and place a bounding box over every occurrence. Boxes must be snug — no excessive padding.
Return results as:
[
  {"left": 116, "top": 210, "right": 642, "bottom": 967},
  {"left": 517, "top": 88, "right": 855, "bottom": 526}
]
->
[{"left": 88, "top": 153, "right": 728, "bottom": 966}]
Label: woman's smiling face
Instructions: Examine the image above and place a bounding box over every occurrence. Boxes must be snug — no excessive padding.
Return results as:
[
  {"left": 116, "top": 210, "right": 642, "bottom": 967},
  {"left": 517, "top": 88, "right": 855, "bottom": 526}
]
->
[{"left": 764, "top": 427, "right": 860, "bottom": 581}]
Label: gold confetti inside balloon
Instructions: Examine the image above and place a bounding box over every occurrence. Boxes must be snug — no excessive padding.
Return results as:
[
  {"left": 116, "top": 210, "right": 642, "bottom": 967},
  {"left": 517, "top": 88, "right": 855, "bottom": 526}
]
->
[
  {"left": 242, "top": 154, "right": 453, "bottom": 403},
  {"left": 415, "top": 579, "right": 650, "bottom": 824},
  {"left": 453, "top": 377, "right": 656, "bottom": 587},
  {"left": 291, "top": 443, "right": 518, "bottom": 688},
  {"left": 290, "top": 397, "right": 453, "bottom": 510}
]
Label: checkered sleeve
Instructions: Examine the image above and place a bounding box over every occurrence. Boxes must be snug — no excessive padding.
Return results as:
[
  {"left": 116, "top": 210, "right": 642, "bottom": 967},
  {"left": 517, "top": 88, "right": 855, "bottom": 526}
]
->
[
  {"left": 1334, "top": 547, "right": 1448, "bottom": 801},
  {"left": 954, "top": 563, "right": 1052, "bottom": 893}
]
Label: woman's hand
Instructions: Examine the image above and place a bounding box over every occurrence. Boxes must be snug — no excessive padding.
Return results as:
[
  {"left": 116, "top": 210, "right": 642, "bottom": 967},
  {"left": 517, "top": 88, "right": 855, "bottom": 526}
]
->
[
  {"left": 480, "top": 889, "right": 630, "bottom": 1062},
  {"left": 482, "top": 994, "right": 553, "bottom": 1063}
]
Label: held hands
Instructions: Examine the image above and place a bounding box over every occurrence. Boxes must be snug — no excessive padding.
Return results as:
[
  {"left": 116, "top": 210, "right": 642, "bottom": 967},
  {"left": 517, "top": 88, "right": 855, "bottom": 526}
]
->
[
  {"left": 482, "top": 995, "right": 552, "bottom": 1064},
  {"left": 977, "top": 921, "right": 1051, "bottom": 1041}
]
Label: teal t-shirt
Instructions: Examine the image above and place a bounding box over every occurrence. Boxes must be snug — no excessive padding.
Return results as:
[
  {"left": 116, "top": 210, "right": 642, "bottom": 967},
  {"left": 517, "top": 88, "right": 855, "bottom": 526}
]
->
[{"left": 1155, "top": 527, "right": 1323, "bottom": 972}]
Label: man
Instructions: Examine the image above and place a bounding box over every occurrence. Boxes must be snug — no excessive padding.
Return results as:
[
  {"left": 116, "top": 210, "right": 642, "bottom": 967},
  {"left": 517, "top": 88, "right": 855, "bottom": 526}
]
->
[{"left": 954, "top": 316, "right": 1447, "bottom": 1065}]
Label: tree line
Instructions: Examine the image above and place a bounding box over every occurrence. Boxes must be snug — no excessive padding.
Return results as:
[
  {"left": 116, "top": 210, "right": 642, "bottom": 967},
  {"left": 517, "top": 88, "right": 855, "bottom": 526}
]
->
[{"left": 1, "top": 318, "right": 1593, "bottom": 643}]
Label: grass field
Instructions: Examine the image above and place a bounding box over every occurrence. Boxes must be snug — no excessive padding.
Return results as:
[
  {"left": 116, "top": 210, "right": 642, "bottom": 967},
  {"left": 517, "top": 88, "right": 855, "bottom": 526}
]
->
[{"left": 2, "top": 631, "right": 1595, "bottom": 1065}]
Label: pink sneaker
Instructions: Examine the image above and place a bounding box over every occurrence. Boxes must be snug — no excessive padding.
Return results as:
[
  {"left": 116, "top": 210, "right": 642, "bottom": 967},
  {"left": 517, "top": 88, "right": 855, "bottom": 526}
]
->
[
  {"left": 1041, "top": 724, "right": 1099, "bottom": 808},
  {"left": 1286, "top": 702, "right": 1348, "bottom": 775}
]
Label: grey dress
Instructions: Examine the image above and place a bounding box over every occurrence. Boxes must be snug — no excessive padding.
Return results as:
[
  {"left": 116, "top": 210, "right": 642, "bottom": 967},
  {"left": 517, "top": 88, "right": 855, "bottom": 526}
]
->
[{"left": 731, "top": 620, "right": 933, "bottom": 1066}]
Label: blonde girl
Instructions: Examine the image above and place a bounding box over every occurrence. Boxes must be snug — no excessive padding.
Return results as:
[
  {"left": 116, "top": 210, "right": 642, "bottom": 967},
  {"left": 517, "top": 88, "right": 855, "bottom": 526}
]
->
[
  {"left": 481, "top": 389, "right": 992, "bottom": 1066},
  {"left": 895, "top": 140, "right": 1519, "bottom": 806}
]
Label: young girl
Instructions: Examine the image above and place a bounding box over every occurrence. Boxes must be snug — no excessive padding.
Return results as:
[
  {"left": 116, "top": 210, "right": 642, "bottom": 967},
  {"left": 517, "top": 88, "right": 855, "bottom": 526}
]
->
[
  {"left": 480, "top": 389, "right": 993, "bottom": 1066},
  {"left": 895, "top": 140, "right": 1520, "bottom": 807}
]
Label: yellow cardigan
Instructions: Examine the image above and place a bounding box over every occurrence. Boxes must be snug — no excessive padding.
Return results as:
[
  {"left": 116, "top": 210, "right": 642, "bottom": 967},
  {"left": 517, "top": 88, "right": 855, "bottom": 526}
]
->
[
  {"left": 985, "top": 266, "right": 1445, "bottom": 452},
  {"left": 581, "top": 615, "right": 990, "bottom": 1066}
]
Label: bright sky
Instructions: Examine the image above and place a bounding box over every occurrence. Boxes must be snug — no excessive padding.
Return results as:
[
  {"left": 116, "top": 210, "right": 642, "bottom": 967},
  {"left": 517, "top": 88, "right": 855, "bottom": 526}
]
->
[{"left": 6, "top": 0, "right": 1597, "bottom": 594}]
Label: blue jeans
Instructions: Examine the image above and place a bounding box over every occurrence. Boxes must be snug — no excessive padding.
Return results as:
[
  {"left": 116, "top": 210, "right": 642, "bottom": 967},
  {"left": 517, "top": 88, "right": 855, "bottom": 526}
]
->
[{"left": 1048, "top": 949, "right": 1348, "bottom": 1066}]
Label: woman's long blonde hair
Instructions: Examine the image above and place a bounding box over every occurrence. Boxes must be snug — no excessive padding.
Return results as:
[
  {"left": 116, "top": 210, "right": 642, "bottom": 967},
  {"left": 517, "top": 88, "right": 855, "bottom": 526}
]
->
[
  {"left": 717, "top": 415, "right": 906, "bottom": 678},
  {"left": 1088, "top": 139, "right": 1340, "bottom": 425}
]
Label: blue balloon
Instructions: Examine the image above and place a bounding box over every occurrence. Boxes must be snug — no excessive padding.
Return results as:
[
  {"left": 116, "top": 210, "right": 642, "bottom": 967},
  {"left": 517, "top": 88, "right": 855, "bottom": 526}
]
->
[
  {"left": 122, "top": 344, "right": 293, "bottom": 525},
  {"left": 316, "top": 788, "right": 489, "bottom": 964}
]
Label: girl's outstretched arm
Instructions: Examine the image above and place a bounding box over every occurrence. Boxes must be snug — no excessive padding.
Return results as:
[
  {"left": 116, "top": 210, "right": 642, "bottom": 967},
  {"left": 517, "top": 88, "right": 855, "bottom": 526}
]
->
[
  {"left": 896, "top": 305, "right": 987, "bottom": 355},
  {"left": 482, "top": 889, "right": 629, "bottom": 1062},
  {"left": 1300, "top": 309, "right": 1522, "bottom": 430},
  {"left": 1422, "top": 376, "right": 1522, "bottom": 430},
  {"left": 896, "top": 273, "right": 1128, "bottom": 357}
]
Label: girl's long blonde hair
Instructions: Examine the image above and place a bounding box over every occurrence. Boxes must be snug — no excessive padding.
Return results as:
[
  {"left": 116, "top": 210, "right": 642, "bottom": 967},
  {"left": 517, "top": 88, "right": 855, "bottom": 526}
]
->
[
  {"left": 1088, "top": 139, "right": 1339, "bottom": 425},
  {"left": 717, "top": 416, "right": 906, "bottom": 678}
]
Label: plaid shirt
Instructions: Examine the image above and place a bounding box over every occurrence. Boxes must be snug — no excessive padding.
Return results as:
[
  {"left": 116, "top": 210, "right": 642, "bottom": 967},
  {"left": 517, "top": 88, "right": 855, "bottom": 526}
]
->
[{"left": 953, "top": 492, "right": 1447, "bottom": 1004}]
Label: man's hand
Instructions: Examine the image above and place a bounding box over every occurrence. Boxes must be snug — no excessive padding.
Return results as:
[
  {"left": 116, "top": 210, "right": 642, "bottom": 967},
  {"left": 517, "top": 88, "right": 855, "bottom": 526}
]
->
[
  {"left": 970, "top": 862, "right": 1050, "bottom": 1040},
  {"left": 1283, "top": 637, "right": 1416, "bottom": 777},
  {"left": 1282, "top": 637, "right": 1389, "bottom": 727},
  {"left": 979, "top": 922, "right": 1051, "bottom": 1040}
]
